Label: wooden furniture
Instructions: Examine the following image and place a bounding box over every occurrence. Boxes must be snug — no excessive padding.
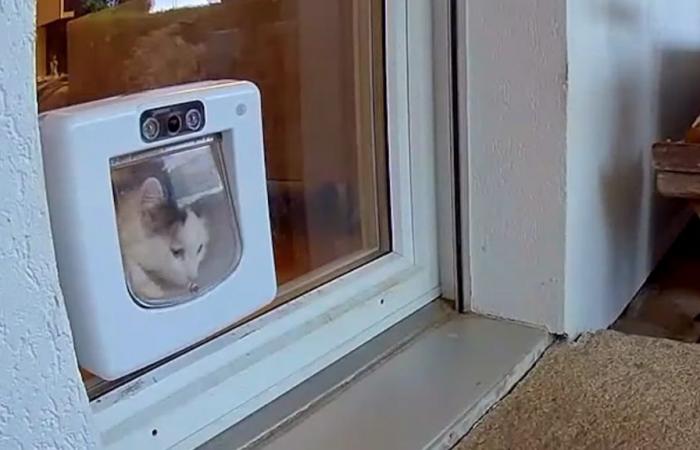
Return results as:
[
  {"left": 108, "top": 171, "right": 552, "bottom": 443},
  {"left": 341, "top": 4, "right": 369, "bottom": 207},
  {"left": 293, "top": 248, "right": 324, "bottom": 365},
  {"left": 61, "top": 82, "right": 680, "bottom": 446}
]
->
[
  {"left": 653, "top": 141, "right": 700, "bottom": 215},
  {"left": 37, "top": 0, "right": 74, "bottom": 27}
]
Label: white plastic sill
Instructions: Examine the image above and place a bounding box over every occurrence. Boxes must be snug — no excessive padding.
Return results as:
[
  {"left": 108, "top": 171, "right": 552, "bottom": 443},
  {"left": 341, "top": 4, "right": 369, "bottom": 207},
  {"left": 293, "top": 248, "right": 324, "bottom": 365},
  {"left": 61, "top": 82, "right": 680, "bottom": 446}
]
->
[{"left": 199, "top": 301, "right": 551, "bottom": 450}]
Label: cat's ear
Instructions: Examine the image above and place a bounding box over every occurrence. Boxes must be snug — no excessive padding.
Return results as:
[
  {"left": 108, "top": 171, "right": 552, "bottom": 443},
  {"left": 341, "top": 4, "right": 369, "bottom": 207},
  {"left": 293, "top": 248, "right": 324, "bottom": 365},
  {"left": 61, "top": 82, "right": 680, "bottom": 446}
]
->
[{"left": 140, "top": 177, "right": 165, "bottom": 210}]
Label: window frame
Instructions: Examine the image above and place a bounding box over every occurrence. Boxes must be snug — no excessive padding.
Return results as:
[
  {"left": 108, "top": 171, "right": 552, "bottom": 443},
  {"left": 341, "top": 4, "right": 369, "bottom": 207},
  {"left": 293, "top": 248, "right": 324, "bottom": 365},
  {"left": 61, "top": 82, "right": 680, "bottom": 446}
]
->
[{"left": 91, "top": 1, "right": 441, "bottom": 448}]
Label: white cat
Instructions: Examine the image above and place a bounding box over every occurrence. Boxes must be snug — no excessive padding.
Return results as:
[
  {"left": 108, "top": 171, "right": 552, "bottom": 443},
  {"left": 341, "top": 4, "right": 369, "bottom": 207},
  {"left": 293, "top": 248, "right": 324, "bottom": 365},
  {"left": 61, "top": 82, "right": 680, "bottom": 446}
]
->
[{"left": 116, "top": 177, "right": 209, "bottom": 301}]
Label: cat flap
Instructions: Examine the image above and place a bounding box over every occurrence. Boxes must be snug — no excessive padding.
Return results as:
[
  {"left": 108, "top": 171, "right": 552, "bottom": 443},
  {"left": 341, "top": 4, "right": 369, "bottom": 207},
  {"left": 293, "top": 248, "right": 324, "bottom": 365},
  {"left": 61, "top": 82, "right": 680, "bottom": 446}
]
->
[{"left": 111, "top": 134, "right": 242, "bottom": 307}]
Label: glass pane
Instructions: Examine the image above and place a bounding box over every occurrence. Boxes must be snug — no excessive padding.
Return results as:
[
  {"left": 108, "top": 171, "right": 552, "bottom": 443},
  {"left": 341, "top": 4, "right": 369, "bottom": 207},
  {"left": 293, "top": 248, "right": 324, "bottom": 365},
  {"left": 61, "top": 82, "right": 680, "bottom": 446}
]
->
[
  {"left": 37, "top": 0, "right": 389, "bottom": 396},
  {"left": 111, "top": 136, "right": 241, "bottom": 306}
]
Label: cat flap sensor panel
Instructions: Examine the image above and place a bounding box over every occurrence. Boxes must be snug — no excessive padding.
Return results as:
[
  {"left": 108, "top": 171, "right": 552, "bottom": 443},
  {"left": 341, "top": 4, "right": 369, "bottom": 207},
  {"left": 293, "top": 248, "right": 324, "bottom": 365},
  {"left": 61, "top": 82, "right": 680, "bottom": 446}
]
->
[{"left": 40, "top": 81, "right": 277, "bottom": 380}]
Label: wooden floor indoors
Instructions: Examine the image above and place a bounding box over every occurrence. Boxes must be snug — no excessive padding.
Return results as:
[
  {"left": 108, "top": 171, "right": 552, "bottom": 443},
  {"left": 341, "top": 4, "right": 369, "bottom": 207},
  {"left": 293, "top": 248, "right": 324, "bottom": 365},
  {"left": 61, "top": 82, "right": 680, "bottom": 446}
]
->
[{"left": 613, "top": 217, "right": 700, "bottom": 343}]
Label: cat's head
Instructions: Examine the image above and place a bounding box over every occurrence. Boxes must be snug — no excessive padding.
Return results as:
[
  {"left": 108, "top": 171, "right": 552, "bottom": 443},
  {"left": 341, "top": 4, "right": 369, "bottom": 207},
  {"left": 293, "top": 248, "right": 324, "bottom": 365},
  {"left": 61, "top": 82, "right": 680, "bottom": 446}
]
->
[{"left": 136, "top": 177, "right": 209, "bottom": 292}]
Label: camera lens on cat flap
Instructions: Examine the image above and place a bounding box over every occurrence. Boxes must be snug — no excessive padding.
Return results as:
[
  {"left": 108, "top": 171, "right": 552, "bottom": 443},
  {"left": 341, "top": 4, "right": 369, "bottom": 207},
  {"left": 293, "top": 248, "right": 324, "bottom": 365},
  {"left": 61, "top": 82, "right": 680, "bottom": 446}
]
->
[
  {"left": 142, "top": 117, "right": 160, "bottom": 141},
  {"left": 185, "top": 108, "right": 203, "bottom": 131},
  {"left": 166, "top": 114, "right": 182, "bottom": 135}
]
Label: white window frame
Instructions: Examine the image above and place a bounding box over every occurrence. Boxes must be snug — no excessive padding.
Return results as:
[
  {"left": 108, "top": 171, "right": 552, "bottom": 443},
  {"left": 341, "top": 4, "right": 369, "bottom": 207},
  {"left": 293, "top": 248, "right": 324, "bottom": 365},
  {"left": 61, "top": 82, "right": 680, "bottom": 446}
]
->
[{"left": 91, "top": 1, "right": 440, "bottom": 448}]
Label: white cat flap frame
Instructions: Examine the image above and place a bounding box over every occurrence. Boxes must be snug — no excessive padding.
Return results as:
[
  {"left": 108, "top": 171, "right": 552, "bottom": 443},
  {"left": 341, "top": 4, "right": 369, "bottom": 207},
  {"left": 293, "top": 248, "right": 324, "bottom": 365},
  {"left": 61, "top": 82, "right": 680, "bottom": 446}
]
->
[{"left": 40, "top": 80, "right": 277, "bottom": 380}]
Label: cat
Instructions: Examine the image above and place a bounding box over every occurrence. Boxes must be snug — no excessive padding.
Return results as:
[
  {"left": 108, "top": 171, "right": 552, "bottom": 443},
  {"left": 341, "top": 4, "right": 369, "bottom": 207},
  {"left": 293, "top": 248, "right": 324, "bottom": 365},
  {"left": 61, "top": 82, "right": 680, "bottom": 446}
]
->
[{"left": 116, "top": 176, "right": 209, "bottom": 302}]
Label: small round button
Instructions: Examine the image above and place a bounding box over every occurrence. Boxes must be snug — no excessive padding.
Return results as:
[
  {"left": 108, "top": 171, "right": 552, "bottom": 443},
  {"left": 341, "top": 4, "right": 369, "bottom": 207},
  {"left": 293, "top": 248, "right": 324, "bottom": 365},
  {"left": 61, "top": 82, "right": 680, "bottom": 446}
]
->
[
  {"left": 142, "top": 117, "right": 160, "bottom": 141},
  {"left": 185, "top": 108, "right": 203, "bottom": 131}
]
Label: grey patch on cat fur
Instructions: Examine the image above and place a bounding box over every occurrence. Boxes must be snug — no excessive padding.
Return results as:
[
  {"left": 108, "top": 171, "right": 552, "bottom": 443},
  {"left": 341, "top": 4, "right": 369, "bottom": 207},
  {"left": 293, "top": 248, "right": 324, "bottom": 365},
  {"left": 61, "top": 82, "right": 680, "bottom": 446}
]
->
[
  {"left": 142, "top": 198, "right": 188, "bottom": 236},
  {"left": 138, "top": 177, "right": 188, "bottom": 237}
]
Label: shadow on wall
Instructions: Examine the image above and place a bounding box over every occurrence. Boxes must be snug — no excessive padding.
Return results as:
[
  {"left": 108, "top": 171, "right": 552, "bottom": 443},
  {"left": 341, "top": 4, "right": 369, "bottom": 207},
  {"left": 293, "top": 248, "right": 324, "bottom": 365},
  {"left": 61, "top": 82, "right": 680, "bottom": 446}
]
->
[
  {"left": 600, "top": 63, "right": 646, "bottom": 303},
  {"left": 599, "top": 40, "right": 700, "bottom": 304},
  {"left": 596, "top": 0, "right": 650, "bottom": 306}
]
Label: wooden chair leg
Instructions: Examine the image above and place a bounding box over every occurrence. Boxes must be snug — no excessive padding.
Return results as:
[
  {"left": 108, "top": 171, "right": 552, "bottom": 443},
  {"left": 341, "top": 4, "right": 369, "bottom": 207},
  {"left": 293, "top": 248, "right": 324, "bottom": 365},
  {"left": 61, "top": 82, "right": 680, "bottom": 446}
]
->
[{"left": 690, "top": 201, "right": 700, "bottom": 218}]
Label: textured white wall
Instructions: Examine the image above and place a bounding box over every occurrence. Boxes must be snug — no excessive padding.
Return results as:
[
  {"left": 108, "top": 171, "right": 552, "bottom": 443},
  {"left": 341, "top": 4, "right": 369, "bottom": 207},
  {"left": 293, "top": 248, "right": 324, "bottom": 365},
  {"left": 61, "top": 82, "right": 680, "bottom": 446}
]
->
[
  {"left": 0, "top": 0, "right": 96, "bottom": 448},
  {"left": 565, "top": 0, "right": 700, "bottom": 334},
  {"left": 467, "top": 0, "right": 569, "bottom": 332}
]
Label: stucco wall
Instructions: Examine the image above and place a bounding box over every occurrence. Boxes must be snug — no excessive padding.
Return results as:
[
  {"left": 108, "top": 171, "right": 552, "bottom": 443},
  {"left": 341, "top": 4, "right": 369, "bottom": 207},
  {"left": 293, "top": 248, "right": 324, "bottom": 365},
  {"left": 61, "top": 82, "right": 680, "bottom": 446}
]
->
[
  {"left": 0, "top": 0, "right": 96, "bottom": 448},
  {"left": 467, "top": 0, "right": 569, "bottom": 333},
  {"left": 565, "top": 0, "right": 700, "bottom": 334}
]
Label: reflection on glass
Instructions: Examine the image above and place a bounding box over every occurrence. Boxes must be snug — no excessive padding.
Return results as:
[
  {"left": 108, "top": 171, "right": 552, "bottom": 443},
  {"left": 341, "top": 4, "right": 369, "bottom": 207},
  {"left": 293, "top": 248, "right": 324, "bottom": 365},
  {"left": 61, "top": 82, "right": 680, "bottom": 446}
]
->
[
  {"left": 38, "top": 0, "right": 389, "bottom": 395},
  {"left": 111, "top": 136, "right": 241, "bottom": 306},
  {"left": 149, "top": 0, "right": 221, "bottom": 14}
]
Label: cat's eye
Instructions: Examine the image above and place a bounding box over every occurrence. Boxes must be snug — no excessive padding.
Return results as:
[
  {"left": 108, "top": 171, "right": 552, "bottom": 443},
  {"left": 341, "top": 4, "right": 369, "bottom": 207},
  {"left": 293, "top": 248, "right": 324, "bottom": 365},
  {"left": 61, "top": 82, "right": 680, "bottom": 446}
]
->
[
  {"left": 171, "top": 248, "right": 184, "bottom": 258},
  {"left": 197, "top": 244, "right": 204, "bottom": 255}
]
